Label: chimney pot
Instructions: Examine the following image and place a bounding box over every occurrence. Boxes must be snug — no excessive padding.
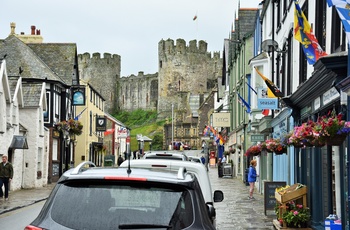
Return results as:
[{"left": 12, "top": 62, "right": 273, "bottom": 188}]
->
[{"left": 31, "top": 25, "right": 36, "bottom": 35}]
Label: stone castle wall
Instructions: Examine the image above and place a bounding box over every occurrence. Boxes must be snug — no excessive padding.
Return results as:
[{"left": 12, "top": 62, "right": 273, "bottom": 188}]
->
[
  {"left": 117, "top": 72, "right": 158, "bottom": 111},
  {"left": 78, "top": 52, "right": 121, "bottom": 113}
]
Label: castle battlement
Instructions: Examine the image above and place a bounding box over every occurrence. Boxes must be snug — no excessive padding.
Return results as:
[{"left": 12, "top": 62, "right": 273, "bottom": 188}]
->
[
  {"left": 78, "top": 52, "right": 121, "bottom": 64},
  {"left": 158, "top": 38, "right": 209, "bottom": 55},
  {"left": 158, "top": 38, "right": 221, "bottom": 59},
  {"left": 121, "top": 71, "right": 158, "bottom": 79}
]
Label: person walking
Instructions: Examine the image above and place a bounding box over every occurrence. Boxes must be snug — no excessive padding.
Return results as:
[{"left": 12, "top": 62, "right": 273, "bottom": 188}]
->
[
  {"left": 247, "top": 159, "right": 258, "bottom": 200},
  {"left": 0, "top": 155, "right": 13, "bottom": 201}
]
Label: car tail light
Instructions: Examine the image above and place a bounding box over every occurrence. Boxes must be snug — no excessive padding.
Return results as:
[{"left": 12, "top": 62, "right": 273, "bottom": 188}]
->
[
  {"left": 24, "top": 226, "right": 44, "bottom": 230},
  {"left": 104, "top": 176, "right": 147, "bottom": 181}
]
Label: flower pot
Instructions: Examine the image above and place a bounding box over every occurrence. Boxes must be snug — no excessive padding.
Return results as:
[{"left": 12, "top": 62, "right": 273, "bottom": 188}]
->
[
  {"left": 325, "top": 134, "right": 347, "bottom": 146},
  {"left": 274, "top": 149, "right": 286, "bottom": 155}
]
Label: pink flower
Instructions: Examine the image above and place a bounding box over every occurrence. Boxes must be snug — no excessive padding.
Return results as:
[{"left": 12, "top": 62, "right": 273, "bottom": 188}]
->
[{"left": 293, "top": 211, "right": 299, "bottom": 215}]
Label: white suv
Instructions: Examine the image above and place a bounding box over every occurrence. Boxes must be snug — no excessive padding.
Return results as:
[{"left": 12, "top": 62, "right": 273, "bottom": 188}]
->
[{"left": 119, "top": 159, "right": 224, "bottom": 225}]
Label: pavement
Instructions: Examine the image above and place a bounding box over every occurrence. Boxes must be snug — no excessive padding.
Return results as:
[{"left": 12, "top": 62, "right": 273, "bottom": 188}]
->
[{"left": 0, "top": 165, "right": 275, "bottom": 229}]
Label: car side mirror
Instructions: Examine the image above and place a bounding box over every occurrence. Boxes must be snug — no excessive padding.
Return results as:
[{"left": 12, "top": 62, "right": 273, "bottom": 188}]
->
[
  {"left": 207, "top": 203, "right": 216, "bottom": 220},
  {"left": 213, "top": 190, "right": 224, "bottom": 202}
]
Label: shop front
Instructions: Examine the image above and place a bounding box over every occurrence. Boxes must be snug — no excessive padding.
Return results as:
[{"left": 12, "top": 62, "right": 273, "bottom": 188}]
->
[{"left": 284, "top": 54, "right": 348, "bottom": 229}]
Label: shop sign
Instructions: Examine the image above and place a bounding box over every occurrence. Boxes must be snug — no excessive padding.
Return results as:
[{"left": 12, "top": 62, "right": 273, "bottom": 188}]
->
[
  {"left": 213, "top": 113, "right": 231, "bottom": 127},
  {"left": 257, "top": 98, "right": 278, "bottom": 109},
  {"left": 314, "top": 97, "right": 320, "bottom": 111},
  {"left": 251, "top": 134, "right": 265, "bottom": 142},
  {"left": 323, "top": 87, "right": 339, "bottom": 106}
]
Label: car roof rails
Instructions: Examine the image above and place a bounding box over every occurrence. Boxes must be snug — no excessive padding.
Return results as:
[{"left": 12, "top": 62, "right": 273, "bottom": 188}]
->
[
  {"left": 71, "top": 161, "right": 96, "bottom": 175},
  {"left": 177, "top": 167, "right": 187, "bottom": 180}
]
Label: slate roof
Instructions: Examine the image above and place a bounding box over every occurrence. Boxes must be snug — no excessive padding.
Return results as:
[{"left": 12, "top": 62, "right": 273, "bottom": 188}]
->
[
  {"left": 0, "top": 35, "right": 65, "bottom": 84},
  {"left": 28, "top": 43, "right": 77, "bottom": 86},
  {"left": 8, "top": 76, "right": 19, "bottom": 99},
  {"left": 21, "top": 83, "right": 43, "bottom": 107}
]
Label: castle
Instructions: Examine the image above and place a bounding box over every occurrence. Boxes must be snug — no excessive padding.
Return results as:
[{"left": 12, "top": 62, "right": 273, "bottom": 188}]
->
[{"left": 78, "top": 38, "right": 222, "bottom": 149}]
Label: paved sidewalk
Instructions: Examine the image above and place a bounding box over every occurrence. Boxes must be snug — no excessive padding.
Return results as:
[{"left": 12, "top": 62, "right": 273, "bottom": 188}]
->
[
  {"left": 0, "top": 166, "right": 275, "bottom": 229},
  {"left": 0, "top": 183, "right": 55, "bottom": 215},
  {"left": 208, "top": 165, "right": 275, "bottom": 230}
]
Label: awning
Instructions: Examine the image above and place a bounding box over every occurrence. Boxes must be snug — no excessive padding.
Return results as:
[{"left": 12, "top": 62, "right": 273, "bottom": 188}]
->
[
  {"left": 137, "top": 135, "right": 152, "bottom": 142},
  {"left": 9, "top": 135, "right": 28, "bottom": 149}
]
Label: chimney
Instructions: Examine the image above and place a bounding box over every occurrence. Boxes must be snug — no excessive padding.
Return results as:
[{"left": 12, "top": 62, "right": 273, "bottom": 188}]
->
[
  {"left": 31, "top": 25, "right": 36, "bottom": 35},
  {"left": 10, "top": 22, "right": 16, "bottom": 35},
  {"left": 36, "top": 29, "right": 40, "bottom": 35}
]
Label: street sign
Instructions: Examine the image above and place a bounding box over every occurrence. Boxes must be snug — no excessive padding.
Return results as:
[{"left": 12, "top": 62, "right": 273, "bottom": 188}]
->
[{"left": 251, "top": 134, "right": 265, "bottom": 142}]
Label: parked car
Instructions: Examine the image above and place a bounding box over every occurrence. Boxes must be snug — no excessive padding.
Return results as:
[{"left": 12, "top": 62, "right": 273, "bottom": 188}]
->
[
  {"left": 143, "top": 151, "right": 189, "bottom": 161},
  {"left": 25, "top": 161, "right": 219, "bottom": 230},
  {"left": 188, "top": 156, "right": 202, "bottom": 163},
  {"left": 119, "top": 159, "right": 224, "bottom": 225}
]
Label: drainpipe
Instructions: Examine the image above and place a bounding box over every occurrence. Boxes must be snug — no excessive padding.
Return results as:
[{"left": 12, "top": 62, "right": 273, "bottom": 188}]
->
[{"left": 347, "top": 46, "right": 350, "bottom": 229}]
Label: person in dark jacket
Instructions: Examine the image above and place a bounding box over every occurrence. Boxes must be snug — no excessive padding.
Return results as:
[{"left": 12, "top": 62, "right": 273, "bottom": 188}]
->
[
  {"left": 117, "top": 155, "right": 124, "bottom": 167},
  {"left": 247, "top": 159, "right": 258, "bottom": 200},
  {"left": 0, "top": 155, "right": 13, "bottom": 200}
]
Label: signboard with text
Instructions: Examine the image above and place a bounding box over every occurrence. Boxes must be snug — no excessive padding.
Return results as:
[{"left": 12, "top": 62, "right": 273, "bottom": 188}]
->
[{"left": 213, "top": 113, "right": 231, "bottom": 127}]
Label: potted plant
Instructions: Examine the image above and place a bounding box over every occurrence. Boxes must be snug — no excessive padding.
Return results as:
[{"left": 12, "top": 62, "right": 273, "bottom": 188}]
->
[
  {"left": 245, "top": 145, "right": 261, "bottom": 157},
  {"left": 314, "top": 110, "right": 350, "bottom": 145},
  {"left": 281, "top": 201, "right": 311, "bottom": 228},
  {"left": 55, "top": 118, "right": 83, "bottom": 136},
  {"left": 265, "top": 138, "right": 287, "bottom": 154}
]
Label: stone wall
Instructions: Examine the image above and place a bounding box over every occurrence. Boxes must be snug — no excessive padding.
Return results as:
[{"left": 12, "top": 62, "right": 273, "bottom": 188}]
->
[
  {"left": 78, "top": 52, "right": 121, "bottom": 113},
  {"left": 117, "top": 72, "right": 158, "bottom": 111}
]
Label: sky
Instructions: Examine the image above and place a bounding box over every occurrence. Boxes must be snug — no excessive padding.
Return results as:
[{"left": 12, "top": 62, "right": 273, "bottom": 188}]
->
[{"left": 0, "top": 0, "right": 261, "bottom": 77}]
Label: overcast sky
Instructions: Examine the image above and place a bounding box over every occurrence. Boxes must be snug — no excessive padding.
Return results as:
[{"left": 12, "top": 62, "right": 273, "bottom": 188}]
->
[{"left": 0, "top": 0, "right": 261, "bottom": 77}]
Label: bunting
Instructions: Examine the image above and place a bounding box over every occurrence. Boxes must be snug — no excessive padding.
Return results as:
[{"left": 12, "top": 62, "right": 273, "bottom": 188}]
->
[
  {"left": 326, "top": 0, "right": 350, "bottom": 44},
  {"left": 254, "top": 67, "right": 283, "bottom": 98},
  {"left": 104, "top": 129, "right": 115, "bottom": 136},
  {"left": 294, "top": 0, "right": 327, "bottom": 65}
]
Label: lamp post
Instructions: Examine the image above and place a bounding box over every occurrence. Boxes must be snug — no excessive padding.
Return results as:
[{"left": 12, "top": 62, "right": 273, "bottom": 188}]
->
[{"left": 171, "top": 103, "right": 174, "bottom": 150}]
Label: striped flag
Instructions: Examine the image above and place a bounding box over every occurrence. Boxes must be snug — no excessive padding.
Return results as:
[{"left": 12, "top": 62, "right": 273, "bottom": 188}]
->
[
  {"left": 326, "top": 0, "right": 350, "bottom": 44},
  {"left": 294, "top": 0, "right": 327, "bottom": 65},
  {"left": 254, "top": 67, "right": 283, "bottom": 98}
]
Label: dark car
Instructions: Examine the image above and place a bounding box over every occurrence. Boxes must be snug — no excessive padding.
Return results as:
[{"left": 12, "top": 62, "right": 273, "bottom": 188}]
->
[
  {"left": 25, "top": 161, "right": 221, "bottom": 230},
  {"left": 143, "top": 151, "right": 189, "bottom": 161}
]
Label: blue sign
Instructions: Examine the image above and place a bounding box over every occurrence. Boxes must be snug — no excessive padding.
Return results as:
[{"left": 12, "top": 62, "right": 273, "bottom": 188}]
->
[{"left": 257, "top": 98, "right": 279, "bottom": 109}]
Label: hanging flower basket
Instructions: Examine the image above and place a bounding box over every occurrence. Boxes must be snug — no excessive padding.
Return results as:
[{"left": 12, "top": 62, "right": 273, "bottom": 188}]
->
[
  {"left": 245, "top": 145, "right": 261, "bottom": 157},
  {"left": 55, "top": 119, "right": 83, "bottom": 136},
  {"left": 274, "top": 147, "right": 287, "bottom": 155},
  {"left": 324, "top": 134, "right": 347, "bottom": 146}
]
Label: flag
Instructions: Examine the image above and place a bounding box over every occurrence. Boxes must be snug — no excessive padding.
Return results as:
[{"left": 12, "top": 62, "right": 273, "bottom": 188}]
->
[
  {"left": 294, "top": 0, "right": 327, "bottom": 65},
  {"left": 193, "top": 15, "right": 197, "bottom": 21},
  {"left": 104, "top": 129, "right": 115, "bottom": 136},
  {"left": 246, "top": 82, "right": 257, "bottom": 95},
  {"left": 326, "top": 0, "right": 350, "bottom": 44},
  {"left": 74, "top": 107, "right": 87, "bottom": 120},
  {"left": 262, "top": 109, "right": 270, "bottom": 116},
  {"left": 237, "top": 93, "right": 251, "bottom": 113},
  {"left": 254, "top": 67, "right": 284, "bottom": 98}
]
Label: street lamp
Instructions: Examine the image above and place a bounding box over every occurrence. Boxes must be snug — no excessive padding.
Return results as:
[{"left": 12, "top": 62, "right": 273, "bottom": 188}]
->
[{"left": 171, "top": 103, "right": 174, "bottom": 150}]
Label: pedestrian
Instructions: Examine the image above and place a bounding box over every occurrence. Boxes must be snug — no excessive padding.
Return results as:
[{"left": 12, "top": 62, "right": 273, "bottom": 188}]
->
[
  {"left": 248, "top": 159, "right": 259, "bottom": 200},
  {"left": 0, "top": 155, "right": 13, "bottom": 201},
  {"left": 200, "top": 155, "right": 205, "bottom": 164},
  {"left": 133, "top": 150, "right": 137, "bottom": 159},
  {"left": 117, "top": 155, "right": 124, "bottom": 166},
  {"left": 222, "top": 155, "right": 227, "bottom": 164}
]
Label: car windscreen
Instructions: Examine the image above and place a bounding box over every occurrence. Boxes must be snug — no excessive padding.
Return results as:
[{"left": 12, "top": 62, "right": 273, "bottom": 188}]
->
[{"left": 50, "top": 180, "right": 194, "bottom": 230}]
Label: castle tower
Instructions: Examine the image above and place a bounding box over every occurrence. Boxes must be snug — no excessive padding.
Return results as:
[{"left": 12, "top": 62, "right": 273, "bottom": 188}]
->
[
  {"left": 157, "top": 38, "right": 222, "bottom": 117},
  {"left": 78, "top": 52, "right": 121, "bottom": 113}
]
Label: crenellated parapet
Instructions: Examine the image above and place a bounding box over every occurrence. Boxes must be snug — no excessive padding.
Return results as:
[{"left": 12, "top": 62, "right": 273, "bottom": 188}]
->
[{"left": 78, "top": 52, "right": 121, "bottom": 66}]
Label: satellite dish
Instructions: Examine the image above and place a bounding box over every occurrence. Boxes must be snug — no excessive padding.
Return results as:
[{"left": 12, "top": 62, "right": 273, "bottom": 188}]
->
[{"left": 261, "top": 39, "right": 279, "bottom": 53}]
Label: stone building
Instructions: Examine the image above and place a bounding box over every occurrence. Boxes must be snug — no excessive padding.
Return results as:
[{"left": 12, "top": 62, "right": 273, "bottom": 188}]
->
[{"left": 78, "top": 52, "right": 121, "bottom": 114}]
